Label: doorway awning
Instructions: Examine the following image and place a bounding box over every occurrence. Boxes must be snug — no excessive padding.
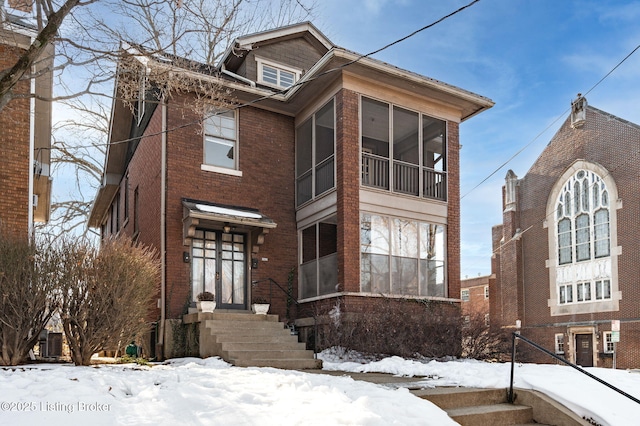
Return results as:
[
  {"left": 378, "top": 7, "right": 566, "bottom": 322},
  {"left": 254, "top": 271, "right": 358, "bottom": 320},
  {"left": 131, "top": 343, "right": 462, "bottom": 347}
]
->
[{"left": 182, "top": 199, "right": 277, "bottom": 249}]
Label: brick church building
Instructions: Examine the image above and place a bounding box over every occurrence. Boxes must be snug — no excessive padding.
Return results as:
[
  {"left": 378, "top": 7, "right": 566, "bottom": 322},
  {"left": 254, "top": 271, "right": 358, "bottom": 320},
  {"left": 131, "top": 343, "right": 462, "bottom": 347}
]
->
[{"left": 491, "top": 96, "right": 640, "bottom": 368}]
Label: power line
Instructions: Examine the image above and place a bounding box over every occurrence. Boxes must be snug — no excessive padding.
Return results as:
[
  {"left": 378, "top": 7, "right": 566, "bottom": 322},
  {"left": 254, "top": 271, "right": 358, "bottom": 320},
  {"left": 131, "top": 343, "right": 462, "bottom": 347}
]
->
[
  {"left": 103, "top": 0, "right": 483, "bottom": 148},
  {"left": 461, "top": 43, "right": 640, "bottom": 200}
]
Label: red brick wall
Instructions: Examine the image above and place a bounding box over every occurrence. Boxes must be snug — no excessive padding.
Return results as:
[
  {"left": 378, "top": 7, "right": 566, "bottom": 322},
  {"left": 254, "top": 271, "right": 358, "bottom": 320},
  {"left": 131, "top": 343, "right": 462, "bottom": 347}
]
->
[
  {"left": 447, "top": 121, "right": 461, "bottom": 300},
  {"left": 494, "top": 107, "right": 640, "bottom": 368},
  {"left": 335, "top": 88, "right": 360, "bottom": 292},
  {"left": 461, "top": 275, "right": 490, "bottom": 318},
  {"left": 0, "top": 43, "right": 30, "bottom": 238},
  {"left": 163, "top": 94, "right": 297, "bottom": 318}
]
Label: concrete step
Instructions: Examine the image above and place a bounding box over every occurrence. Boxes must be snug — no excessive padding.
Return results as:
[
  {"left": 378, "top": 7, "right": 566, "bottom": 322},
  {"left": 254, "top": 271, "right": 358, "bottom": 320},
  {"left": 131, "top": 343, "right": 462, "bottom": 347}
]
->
[
  {"left": 206, "top": 320, "right": 287, "bottom": 333},
  {"left": 214, "top": 334, "right": 298, "bottom": 344},
  {"left": 198, "top": 313, "right": 322, "bottom": 369},
  {"left": 231, "top": 358, "right": 322, "bottom": 369},
  {"left": 447, "top": 403, "right": 533, "bottom": 426},
  {"left": 220, "top": 341, "right": 306, "bottom": 351},
  {"left": 223, "top": 349, "right": 315, "bottom": 360},
  {"left": 413, "top": 387, "right": 506, "bottom": 409}
]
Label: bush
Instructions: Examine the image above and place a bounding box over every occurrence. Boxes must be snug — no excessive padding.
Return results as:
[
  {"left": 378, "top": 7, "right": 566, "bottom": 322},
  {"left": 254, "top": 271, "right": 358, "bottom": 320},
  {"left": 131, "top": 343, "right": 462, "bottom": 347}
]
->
[
  {"left": 57, "top": 236, "right": 159, "bottom": 366},
  {"left": 316, "top": 298, "right": 462, "bottom": 359},
  {"left": 0, "top": 231, "right": 60, "bottom": 366},
  {"left": 461, "top": 313, "right": 511, "bottom": 360}
]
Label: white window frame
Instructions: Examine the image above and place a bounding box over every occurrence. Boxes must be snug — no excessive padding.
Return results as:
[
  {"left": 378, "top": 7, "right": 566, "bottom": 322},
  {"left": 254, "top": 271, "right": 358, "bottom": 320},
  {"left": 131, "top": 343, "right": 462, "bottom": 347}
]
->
[
  {"left": 202, "top": 109, "right": 242, "bottom": 176},
  {"left": 555, "top": 333, "right": 565, "bottom": 354},
  {"left": 484, "top": 285, "right": 489, "bottom": 299},
  {"left": 603, "top": 331, "right": 614, "bottom": 353},
  {"left": 255, "top": 57, "right": 301, "bottom": 89},
  {"left": 461, "top": 289, "right": 470, "bottom": 302}
]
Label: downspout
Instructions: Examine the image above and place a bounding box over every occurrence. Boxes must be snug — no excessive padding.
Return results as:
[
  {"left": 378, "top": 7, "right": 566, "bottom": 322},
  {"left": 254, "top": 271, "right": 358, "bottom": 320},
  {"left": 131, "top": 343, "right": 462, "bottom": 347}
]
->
[
  {"left": 28, "top": 66, "right": 36, "bottom": 238},
  {"left": 158, "top": 95, "right": 167, "bottom": 359}
]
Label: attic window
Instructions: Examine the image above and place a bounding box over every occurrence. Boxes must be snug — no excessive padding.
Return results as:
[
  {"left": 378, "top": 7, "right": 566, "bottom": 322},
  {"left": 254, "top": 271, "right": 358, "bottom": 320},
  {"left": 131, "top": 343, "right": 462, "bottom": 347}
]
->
[{"left": 256, "top": 57, "right": 301, "bottom": 89}]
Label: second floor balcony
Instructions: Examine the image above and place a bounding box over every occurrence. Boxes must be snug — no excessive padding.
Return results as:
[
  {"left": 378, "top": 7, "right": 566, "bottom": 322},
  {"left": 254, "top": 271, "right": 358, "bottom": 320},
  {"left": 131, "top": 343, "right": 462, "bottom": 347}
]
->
[{"left": 362, "top": 153, "right": 447, "bottom": 202}]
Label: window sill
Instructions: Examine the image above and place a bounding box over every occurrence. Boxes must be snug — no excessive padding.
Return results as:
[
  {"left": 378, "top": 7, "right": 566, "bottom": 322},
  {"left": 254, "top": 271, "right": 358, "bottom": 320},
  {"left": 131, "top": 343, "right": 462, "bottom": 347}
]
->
[{"left": 201, "top": 164, "right": 242, "bottom": 177}]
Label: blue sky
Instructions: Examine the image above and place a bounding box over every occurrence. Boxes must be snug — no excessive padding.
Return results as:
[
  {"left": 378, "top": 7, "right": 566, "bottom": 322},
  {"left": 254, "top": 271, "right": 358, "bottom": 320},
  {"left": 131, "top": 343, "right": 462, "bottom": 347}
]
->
[{"left": 315, "top": 0, "right": 640, "bottom": 277}]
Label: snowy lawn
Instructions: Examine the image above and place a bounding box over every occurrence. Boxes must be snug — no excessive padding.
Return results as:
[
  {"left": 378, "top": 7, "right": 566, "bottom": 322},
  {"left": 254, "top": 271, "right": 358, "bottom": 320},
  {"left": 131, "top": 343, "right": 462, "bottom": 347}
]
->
[{"left": 0, "top": 353, "right": 639, "bottom": 425}]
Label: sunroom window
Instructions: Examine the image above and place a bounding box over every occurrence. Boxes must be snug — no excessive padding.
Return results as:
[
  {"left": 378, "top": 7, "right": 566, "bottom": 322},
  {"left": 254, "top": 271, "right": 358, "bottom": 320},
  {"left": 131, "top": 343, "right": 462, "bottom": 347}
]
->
[
  {"left": 296, "top": 99, "right": 335, "bottom": 206},
  {"left": 300, "top": 217, "right": 338, "bottom": 299},
  {"left": 361, "top": 97, "right": 447, "bottom": 200},
  {"left": 360, "top": 213, "right": 445, "bottom": 297}
]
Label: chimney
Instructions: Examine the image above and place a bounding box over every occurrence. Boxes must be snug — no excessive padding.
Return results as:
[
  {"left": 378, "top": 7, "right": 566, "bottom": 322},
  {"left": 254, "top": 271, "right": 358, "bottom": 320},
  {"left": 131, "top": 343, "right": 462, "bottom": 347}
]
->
[{"left": 570, "top": 93, "right": 587, "bottom": 128}]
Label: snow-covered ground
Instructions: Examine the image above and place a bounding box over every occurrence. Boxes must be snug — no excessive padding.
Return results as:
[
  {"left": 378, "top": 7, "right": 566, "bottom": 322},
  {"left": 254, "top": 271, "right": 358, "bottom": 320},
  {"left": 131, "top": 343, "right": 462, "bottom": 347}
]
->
[{"left": 0, "top": 352, "right": 639, "bottom": 425}]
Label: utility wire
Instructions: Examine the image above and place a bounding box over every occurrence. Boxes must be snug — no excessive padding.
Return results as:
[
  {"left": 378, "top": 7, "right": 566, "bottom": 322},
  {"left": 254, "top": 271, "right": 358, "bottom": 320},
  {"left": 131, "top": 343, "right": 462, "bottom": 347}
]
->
[
  {"left": 462, "top": 43, "right": 640, "bottom": 200},
  {"left": 99, "top": 0, "right": 483, "bottom": 148}
]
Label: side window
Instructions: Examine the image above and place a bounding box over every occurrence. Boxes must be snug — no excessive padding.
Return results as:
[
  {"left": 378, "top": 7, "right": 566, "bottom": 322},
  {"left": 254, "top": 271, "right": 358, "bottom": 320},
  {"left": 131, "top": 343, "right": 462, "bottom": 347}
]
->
[
  {"left": 204, "top": 110, "right": 237, "bottom": 170},
  {"left": 461, "top": 289, "right": 470, "bottom": 301}
]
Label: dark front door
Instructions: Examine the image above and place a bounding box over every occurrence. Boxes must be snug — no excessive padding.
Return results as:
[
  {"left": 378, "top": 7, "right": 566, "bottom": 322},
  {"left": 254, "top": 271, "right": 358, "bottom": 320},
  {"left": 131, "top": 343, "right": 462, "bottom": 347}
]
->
[
  {"left": 575, "top": 334, "right": 593, "bottom": 367},
  {"left": 192, "top": 230, "right": 247, "bottom": 309}
]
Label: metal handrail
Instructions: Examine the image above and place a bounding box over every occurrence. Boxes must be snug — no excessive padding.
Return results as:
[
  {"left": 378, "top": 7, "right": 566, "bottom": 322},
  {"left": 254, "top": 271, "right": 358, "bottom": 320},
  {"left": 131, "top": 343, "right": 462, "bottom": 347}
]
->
[
  {"left": 251, "top": 277, "right": 318, "bottom": 357},
  {"left": 509, "top": 332, "right": 640, "bottom": 405}
]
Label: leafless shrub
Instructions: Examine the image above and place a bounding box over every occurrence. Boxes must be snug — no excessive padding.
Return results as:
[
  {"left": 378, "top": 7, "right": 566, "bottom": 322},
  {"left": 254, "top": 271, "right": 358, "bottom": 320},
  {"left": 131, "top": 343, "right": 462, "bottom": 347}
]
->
[
  {"left": 461, "top": 313, "right": 511, "bottom": 360},
  {"left": 316, "top": 298, "right": 462, "bottom": 360},
  {"left": 57, "top": 236, "right": 159, "bottom": 365},
  {"left": 0, "top": 231, "right": 60, "bottom": 365}
]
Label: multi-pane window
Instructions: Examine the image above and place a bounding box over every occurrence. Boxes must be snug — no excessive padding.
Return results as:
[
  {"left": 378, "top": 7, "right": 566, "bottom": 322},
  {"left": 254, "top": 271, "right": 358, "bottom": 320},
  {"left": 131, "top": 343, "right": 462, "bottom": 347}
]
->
[
  {"left": 484, "top": 286, "right": 489, "bottom": 299},
  {"left": 257, "top": 58, "right": 300, "bottom": 89},
  {"left": 555, "top": 333, "right": 565, "bottom": 354},
  {"left": 461, "top": 289, "right": 470, "bottom": 301},
  {"left": 603, "top": 331, "right": 614, "bottom": 353},
  {"left": 296, "top": 99, "right": 335, "bottom": 206},
  {"left": 555, "top": 169, "right": 612, "bottom": 306},
  {"left": 361, "top": 97, "right": 447, "bottom": 201},
  {"left": 360, "top": 213, "right": 445, "bottom": 297},
  {"left": 300, "top": 217, "right": 338, "bottom": 299},
  {"left": 204, "top": 110, "right": 237, "bottom": 169},
  {"left": 556, "top": 169, "right": 610, "bottom": 264}
]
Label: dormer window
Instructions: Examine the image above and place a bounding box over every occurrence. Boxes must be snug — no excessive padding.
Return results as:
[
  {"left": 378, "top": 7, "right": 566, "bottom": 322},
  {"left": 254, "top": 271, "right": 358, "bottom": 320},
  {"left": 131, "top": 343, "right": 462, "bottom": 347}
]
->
[{"left": 256, "top": 57, "right": 301, "bottom": 89}]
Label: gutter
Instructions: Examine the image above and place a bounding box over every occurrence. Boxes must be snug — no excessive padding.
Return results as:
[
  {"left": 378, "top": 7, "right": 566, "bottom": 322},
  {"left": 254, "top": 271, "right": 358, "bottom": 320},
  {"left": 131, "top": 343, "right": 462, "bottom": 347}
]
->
[{"left": 220, "top": 64, "right": 256, "bottom": 87}]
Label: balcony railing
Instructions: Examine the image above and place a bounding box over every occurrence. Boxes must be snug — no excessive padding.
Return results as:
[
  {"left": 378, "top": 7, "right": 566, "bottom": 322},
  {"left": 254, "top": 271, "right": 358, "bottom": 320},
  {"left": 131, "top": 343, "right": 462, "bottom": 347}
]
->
[
  {"left": 362, "top": 153, "right": 447, "bottom": 201},
  {"left": 424, "top": 168, "right": 447, "bottom": 201},
  {"left": 362, "top": 153, "right": 389, "bottom": 190}
]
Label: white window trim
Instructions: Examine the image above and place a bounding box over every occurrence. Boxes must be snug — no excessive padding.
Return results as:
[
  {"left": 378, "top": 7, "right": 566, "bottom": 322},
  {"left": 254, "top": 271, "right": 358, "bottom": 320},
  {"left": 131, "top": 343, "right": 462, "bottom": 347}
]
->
[
  {"left": 461, "top": 289, "right": 470, "bottom": 302},
  {"left": 484, "top": 285, "right": 489, "bottom": 299},
  {"left": 200, "top": 164, "right": 243, "bottom": 176},
  {"left": 203, "top": 109, "right": 239, "bottom": 172},
  {"left": 555, "top": 333, "right": 565, "bottom": 354},
  {"left": 255, "top": 56, "right": 302, "bottom": 89},
  {"left": 603, "top": 331, "right": 614, "bottom": 353}
]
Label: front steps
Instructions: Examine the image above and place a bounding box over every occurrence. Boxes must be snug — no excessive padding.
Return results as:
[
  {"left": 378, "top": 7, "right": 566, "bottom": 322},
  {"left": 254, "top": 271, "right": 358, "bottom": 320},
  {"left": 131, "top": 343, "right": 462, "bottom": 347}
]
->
[
  {"left": 412, "top": 387, "right": 587, "bottom": 426},
  {"left": 183, "top": 311, "right": 322, "bottom": 370}
]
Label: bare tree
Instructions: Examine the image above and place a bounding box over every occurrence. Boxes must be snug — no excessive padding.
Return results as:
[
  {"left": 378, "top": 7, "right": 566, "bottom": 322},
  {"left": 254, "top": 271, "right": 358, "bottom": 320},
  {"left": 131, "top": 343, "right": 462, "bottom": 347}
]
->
[
  {"left": 58, "top": 236, "right": 159, "bottom": 366},
  {"left": 0, "top": 0, "right": 96, "bottom": 112},
  {"left": 0, "top": 230, "right": 60, "bottom": 366},
  {"left": 32, "top": 0, "right": 316, "bottom": 238}
]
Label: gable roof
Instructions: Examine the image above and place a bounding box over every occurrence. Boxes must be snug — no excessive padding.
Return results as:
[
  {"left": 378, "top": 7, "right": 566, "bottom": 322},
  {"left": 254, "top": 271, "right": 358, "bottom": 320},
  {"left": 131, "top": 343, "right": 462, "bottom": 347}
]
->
[{"left": 219, "top": 21, "right": 333, "bottom": 70}]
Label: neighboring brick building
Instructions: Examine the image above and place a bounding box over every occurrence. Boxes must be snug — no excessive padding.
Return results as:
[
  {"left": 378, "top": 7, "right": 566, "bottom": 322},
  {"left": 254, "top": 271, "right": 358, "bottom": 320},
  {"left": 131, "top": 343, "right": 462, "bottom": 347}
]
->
[
  {"left": 0, "top": 2, "right": 53, "bottom": 237},
  {"left": 492, "top": 96, "right": 640, "bottom": 368},
  {"left": 89, "top": 22, "right": 493, "bottom": 359},
  {"left": 461, "top": 275, "right": 490, "bottom": 324}
]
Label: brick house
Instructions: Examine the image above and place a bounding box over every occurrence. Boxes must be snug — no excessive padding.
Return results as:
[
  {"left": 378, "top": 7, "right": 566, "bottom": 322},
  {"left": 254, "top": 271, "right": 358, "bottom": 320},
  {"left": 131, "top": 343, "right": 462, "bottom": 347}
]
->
[
  {"left": 491, "top": 96, "right": 640, "bottom": 368},
  {"left": 89, "top": 22, "right": 493, "bottom": 360},
  {"left": 461, "top": 275, "right": 490, "bottom": 324},
  {"left": 0, "top": 1, "right": 53, "bottom": 237}
]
